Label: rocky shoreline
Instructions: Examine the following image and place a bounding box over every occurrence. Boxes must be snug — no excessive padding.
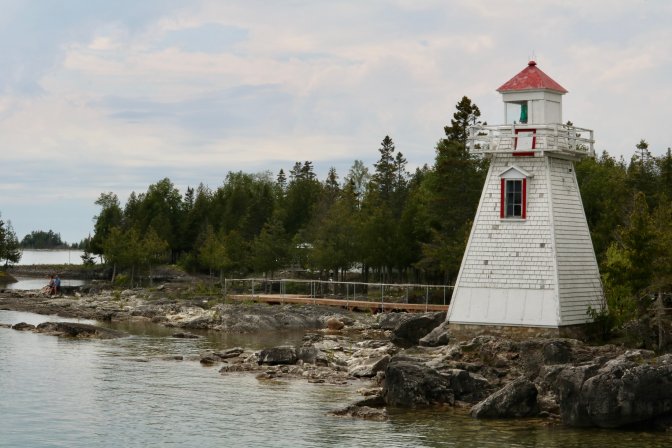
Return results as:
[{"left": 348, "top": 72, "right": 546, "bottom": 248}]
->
[{"left": 2, "top": 286, "right": 672, "bottom": 430}]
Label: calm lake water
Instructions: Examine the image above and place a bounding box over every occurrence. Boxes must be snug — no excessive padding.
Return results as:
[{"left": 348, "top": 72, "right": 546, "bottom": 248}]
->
[
  {"left": 18, "top": 249, "right": 86, "bottom": 266},
  {"left": 3, "top": 277, "right": 87, "bottom": 291},
  {"left": 1, "top": 310, "right": 672, "bottom": 447}
]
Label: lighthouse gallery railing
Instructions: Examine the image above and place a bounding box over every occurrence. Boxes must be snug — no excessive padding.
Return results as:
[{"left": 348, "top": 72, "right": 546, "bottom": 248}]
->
[{"left": 467, "top": 124, "right": 595, "bottom": 159}]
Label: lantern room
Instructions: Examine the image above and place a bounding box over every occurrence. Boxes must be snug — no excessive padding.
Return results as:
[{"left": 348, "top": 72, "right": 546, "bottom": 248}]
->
[
  {"left": 466, "top": 61, "right": 593, "bottom": 161},
  {"left": 498, "top": 60, "right": 567, "bottom": 125}
]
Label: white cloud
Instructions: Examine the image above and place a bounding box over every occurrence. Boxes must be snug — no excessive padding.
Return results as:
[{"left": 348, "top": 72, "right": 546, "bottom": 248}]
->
[{"left": 1, "top": 0, "right": 672, "bottom": 242}]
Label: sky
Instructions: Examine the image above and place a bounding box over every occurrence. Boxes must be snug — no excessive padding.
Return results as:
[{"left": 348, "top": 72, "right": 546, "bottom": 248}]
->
[{"left": 1, "top": 0, "right": 671, "bottom": 244}]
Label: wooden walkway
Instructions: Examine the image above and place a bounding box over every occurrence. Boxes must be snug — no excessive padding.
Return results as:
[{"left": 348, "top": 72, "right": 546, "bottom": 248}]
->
[{"left": 228, "top": 294, "right": 449, "bottom": 313}]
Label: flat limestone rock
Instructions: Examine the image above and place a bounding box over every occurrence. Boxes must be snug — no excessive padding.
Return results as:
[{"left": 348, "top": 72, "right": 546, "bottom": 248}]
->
[{"left": 35, "top": 321, "right": 126, "bottom": 339}]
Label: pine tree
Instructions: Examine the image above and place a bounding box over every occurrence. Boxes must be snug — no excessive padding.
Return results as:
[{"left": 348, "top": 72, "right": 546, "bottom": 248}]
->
[
  {"left": 0, "top": 216, "right": 21, "bottom": 267},
  {"left": 444, "top": 96, "right": 482, "bottom": 144},
  {"left": 90, "top": 193, "right": 123, "bottom": 256},
  {"left": 371, "top": 136, "right": 396, "bottom": 200}
]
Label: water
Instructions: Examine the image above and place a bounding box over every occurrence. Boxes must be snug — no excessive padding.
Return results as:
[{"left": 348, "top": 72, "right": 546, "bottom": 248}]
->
[
  {"left": 18, "top": 249, "right": 86, "bottom": 266},
  {"left": 1, "top": 310, "right": 671, "bottom": 448},
  {"left": 3, "top": 277, "right": 87, "bottom": 291}
]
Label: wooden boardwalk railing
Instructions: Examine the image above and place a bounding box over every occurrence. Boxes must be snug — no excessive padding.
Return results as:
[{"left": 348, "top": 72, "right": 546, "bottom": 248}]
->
[{"left": 228, "top": 294, "right": 449, "bottom": 313}]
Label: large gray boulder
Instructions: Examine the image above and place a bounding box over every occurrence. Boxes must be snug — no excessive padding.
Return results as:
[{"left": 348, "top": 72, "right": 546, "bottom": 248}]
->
[
  {"left": 297, "top": 346, "right": 329, "bottom": 366},
  {"left": 383, "top": 356, "right": 454, "bottom": 407},
  {"left": 557, "top": 351, "right": 672, "bottom": 428},
  {"left": 446, "top": 369, "right": 490, "bottom": 402},
  {"left": 470, "top": 377, "right": 539, "bottom": 418},
  {"left": 348, "top": 354, "right": 391, "bottom": 378},
  {"left": 257, "top": 346, "right": 298, "bottom": 366},
  {"left": 386, "top": 312, "right": 446, "bottom": 348},
  {"left": 348, "top": 344, "right": 397, "bottom": 378},
  {"left": 419, "top": 320, "right": 452, "bottom": 347}
]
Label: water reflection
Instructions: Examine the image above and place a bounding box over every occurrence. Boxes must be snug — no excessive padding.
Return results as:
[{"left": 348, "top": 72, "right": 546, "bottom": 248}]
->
[
  {"left": 3, "top": 276, "right": 88, "bottom": 290},
  {"left": 1, "top": 310, "right": 672, "bottom": 447},
  {"left": 18, "top": 249, "right": 85, "bottom": 265}
]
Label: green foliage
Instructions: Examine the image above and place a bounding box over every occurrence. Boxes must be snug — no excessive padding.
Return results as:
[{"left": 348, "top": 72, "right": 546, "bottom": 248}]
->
[
  {"left": 443, "top": 96, "right": 482, "bottom": 144},
  {"left": 81, "top": 250, "right": 96, "bottom": 265},
  {"left": 283, "top": 161, "right": 322, "bottom": 236},
  {"left": 198, "top": 225, "right": 229, "bottom": 279},
  {"left": 113, "top": 274, "right": 129, "bottom": 287},
  {"left": 0, "top": 215, "right": 21, "bottom": 267},
  {"left": 586, "top": 305, "right": 617, "bottom": 342},
  {"left": 90, "top": 192, "right": 123, "bottom": 256},
  {"left": 83, "top": 93, "right": 672, "bottom": 340},
  {"left": 251, "top": 216, "right": 289, "bottom": 277},
  {"left": 576, "top": 152, "right": 629, "bottom": 259},
  {"left": 604, "top": 192, "right": 657, "bottom": 297},
  {"left": 417, "top": 137, "right": 486, "bottom": 282},
  {"left": 20, "top": 229, "right": 67, "bottom": 249}
]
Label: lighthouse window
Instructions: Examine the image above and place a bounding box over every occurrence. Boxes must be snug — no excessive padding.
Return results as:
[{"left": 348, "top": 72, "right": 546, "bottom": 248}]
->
[
  {"left": 502, "top": 179, "right": 526, "bottom": 219},
  {"left": 506, "top": 102, "right": 529, "bottom": 125}
]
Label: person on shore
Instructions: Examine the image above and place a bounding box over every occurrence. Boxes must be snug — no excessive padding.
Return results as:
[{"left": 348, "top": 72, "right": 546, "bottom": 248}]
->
[
  {"left": 44, "top": 275, "right": 55, "bottom": 296},
  {"left": 54, "top": 274, "right": 61, "bottom": 295}
]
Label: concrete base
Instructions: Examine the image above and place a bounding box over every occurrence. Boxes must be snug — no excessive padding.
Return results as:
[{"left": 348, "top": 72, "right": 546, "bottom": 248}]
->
[{"left": 448, "top": 322, "right": 592, "bottom": 341}]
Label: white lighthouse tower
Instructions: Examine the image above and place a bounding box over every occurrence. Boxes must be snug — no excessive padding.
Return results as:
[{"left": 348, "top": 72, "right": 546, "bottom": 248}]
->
[{"left": 447, "top": 61, "right": 604, "bottom": 337}]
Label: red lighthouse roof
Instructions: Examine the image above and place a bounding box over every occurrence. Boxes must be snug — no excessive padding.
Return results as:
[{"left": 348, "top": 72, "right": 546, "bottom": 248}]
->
[{"left": 497, "top": 61, "right": 568, "bottom": 94}]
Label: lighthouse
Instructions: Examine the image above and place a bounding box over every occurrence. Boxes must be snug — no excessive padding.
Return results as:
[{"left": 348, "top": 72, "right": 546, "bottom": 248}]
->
[{"left": 446, "top": 61, "right": 604, "bottom": 337}]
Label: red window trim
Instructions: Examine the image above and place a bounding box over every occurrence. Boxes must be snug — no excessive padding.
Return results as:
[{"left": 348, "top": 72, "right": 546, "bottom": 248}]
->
[
  {"left": 500, "top": 178, "right": 505, "bottom": 218},
  {"left": 522, "top": 178, "right": 527, "bottom": 219},
  {"left": 500, "top": 177, "right": 527, "bottom": 219}
]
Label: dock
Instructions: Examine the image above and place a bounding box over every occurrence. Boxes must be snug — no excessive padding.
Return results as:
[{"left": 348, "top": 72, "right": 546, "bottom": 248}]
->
[{"left": 227, "top": 294, "right": 449, "bottom": 313}]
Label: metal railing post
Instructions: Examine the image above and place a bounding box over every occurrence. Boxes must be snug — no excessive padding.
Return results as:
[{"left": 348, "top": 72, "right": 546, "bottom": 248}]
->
[{"left": 380, "top": 283, "right": 384, "bottom": 312}]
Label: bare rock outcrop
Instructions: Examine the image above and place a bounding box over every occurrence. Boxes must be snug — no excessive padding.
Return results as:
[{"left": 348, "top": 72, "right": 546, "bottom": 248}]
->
[{"left": 556, "top": 351, "right": 672, "bottom": 428}]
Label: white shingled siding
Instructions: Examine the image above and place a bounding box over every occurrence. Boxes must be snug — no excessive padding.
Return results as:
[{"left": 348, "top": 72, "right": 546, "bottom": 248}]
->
[
  {"left": 548, "top": 158, "right": 603, "bottom": 325},
  {"left": 457, "top": 156, "right": 556, "bottom": 291},
  {"left": 448, "top": 152, "right": 604, "bottom": 328}
]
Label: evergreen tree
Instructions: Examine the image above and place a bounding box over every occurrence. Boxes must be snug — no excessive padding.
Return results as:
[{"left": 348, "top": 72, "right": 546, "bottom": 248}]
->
[
  {"left": 344, "top": 160, "right": 370, "bottom": 209},
  {"left": 142, "top": 227, "right": 169, "bottom": 286},
  {"left": 371, "top": 136, "right": 396, "bottom": 200},
  {"left": 324, "top": 167, "right": 340, "bottom": 200},
  {"left": 419, "top": 138, "right": 485, "bottom": 283},
  {"left": 198, "top": 225, "right": 229, "bottom": 284},
  {"left": 283, "top": 161, "right": 322, "bottom": 237},
  {"left": 627, "top": 139, "right": 658, "bottom": 204},
  {"left": 90, "top": 193, "right": 123, "bottom": 256},
  {"left": 443, "top": 96, "right": 482, "bottom": 144},
  {"left": 576, "top": 152, "right": 630, "bottom": 262},
  {"left": 604, "top": 192, "right": 656, "bottom": 298},
  {"left": 656, "top": 148, "right": 672, "bottom": 200},
  {"left": 310, "top": 182, "right": 360, "bottom": 280},
  {"left": 0, "top": 216, "right": 21, "bottom": 267},
  {"left": 276, "top": 169, "right": 287, "bottom": 194},
  {"left": 251, "top": 217, "right": 289, "bottom": 278}
]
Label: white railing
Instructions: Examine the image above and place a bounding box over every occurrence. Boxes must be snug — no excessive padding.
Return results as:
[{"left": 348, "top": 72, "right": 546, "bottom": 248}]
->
[{"left": 467, "top": 124, "right": 595, "bottom": 159}]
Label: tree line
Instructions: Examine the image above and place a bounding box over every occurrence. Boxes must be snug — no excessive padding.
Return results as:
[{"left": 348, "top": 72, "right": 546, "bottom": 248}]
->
[
  {"left": 86, "top": 96, "right": 672, "bottom": 332},
  {"left": 2, "top": 94, "right": 671, "bottom": 339},
  {"left": 576, "top": 140, "right": 672, "bottom": 331},
  {"left": 88, "top": 96, "right": 486, "bottom": 285},
  {"left": 19, "top": 230, "right": 85, "bottom": 249}
]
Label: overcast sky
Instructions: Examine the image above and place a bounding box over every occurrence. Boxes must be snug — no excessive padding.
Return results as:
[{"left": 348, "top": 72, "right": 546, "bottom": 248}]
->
[{"left": 1, "top": 0, "right": 671, "bottom": 244}]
